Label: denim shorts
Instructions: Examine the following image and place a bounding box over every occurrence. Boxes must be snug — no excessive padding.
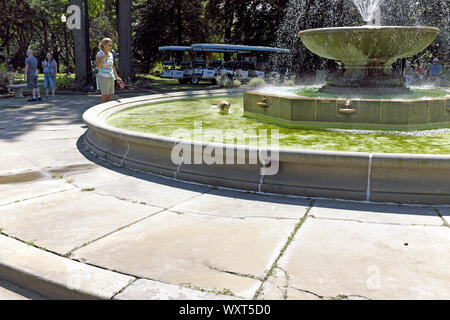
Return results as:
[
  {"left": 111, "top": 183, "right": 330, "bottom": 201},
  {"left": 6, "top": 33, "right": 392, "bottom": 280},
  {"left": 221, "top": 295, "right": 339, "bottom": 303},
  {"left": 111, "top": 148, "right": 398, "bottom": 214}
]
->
[
  {"left": 27, "top": 74, "right": 38, "bottom": 89},
  {"left": 44, "top": 74, "right": 55, "bottom": 89}
]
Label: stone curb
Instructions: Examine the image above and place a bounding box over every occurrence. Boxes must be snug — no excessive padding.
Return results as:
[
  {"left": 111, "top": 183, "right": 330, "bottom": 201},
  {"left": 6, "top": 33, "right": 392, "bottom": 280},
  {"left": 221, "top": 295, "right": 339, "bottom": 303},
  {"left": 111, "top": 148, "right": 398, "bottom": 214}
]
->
[
  {"left": 0, "top": 234, "right": 239, "bottom": 300},
  {"left": 0, "top": 234, "right": 134, "bottom": 299}
]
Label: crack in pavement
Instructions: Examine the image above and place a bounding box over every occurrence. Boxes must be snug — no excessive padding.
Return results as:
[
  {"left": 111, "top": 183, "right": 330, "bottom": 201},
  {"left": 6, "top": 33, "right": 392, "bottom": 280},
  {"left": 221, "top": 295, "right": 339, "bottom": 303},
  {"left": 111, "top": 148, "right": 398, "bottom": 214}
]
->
[
  {"left": 252, "top": 200, "right": 314, "bottom": 300},
  {"left": 206, "top": 264, "right": 265, "bottom": 282},
  {"left": 0, "top": 187, "right": 76, "bottom": 208},
  {"left": 110, "top": 278, "right": 138, "bottom": 300},
  {"left": 63, "top": 207, "right": 167, "bottom": 257},
  {"left": 289, "top": 286, "right": 374, "bottom": 300},
  {"left": 307, "top": 214, "right": 446, "bottom": 227},
  {"left": 433, "top": 207, "right": 450, "bottom": 228}
]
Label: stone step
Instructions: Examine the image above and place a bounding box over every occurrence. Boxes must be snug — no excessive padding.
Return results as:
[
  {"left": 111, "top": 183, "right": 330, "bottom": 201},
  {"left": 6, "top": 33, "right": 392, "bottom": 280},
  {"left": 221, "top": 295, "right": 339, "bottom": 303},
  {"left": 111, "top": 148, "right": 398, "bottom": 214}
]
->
[{"left": 0, "top": 278, "right": 45, "bottom": 300}]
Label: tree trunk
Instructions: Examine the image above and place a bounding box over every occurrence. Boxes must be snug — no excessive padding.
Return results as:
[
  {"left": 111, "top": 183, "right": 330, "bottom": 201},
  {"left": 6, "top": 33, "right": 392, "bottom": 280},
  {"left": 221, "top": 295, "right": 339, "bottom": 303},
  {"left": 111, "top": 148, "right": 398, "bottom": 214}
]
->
[
  {"left": 69, "top": 0, "right": 87, "bottom": 89},
  {"left": 176, "top": 1, "right": 183, "bottom": 46},
  {"left": 224, "top": 0, "right": 234, "bottom": 61},
  {"left": 42, "top": 19, "right": 49, "bottom": 52},
  {"left": 117, "top": 0, "right": 134, "bottom": 82}
]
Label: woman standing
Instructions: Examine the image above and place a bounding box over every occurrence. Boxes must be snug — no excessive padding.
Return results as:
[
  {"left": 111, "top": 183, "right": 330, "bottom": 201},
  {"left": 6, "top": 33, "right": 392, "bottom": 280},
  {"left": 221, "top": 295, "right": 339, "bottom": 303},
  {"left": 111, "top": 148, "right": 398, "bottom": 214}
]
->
[
  {"left": 416, "top": 59, "right": 428, "bottom": 81},
  {"left": 95, "top": 38, "right": 122, "bottom": 103},
  {"left": 42, "top": 52, "right": 57, "bottom": 98}
]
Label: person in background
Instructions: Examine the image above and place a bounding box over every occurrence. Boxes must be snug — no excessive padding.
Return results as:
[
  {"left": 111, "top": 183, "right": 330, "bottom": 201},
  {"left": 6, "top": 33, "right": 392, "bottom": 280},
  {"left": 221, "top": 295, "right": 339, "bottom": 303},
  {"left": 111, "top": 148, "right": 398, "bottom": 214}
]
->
[
  {"left": 403, "top": 60, "right": 414, "bottom": 86},
  {"left": 95, "top": 38, "right": 122, "bottom": 103},
  {"left": 415, "top": 59, "right": 428, "bottom": 81},
  {"left": 42, "top": 52, "right": 57, "bottom": 98},
  {"left": 24, "top": 49, "right": 41, "bottom": 102},
  {"left": 428, "top": 57, "right": 443, "bottom": 86}
]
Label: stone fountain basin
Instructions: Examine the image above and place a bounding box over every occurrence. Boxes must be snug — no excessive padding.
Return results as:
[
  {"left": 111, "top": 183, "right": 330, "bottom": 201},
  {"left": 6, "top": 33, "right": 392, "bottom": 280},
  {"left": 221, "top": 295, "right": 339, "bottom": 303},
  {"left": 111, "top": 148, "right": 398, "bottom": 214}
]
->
[
  {"left": 82, "top": 89, "right": 450, "bottom": 205},
  {"left": 299, "top": 26, "right": 439, "bottom": 67}
]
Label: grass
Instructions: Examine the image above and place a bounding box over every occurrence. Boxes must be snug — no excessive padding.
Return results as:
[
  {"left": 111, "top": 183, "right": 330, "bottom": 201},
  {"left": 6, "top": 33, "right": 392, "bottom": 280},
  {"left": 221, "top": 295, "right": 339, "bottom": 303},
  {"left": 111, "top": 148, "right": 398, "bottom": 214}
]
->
[
  {"left": 26, "top": 241, "right": 37, "bottom": 247},
  {"left": 13, "top": 73, "right": 75, "bottom": 84},
  {"left": 81, "top": 187, "right": 95, "bottom": 192},
  {"left": 134, "top": 74, "right": 217, "bottom": 91}
]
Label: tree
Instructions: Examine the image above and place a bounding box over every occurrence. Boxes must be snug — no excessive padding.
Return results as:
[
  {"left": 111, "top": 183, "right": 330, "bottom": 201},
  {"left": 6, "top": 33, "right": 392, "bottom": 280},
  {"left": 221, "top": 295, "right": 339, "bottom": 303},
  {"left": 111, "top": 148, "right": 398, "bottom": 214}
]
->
[
  {"left": 133, "top": 0, "right": 208, "bottom": 68},
  {"left": 69, "top": 0, "right": 87, "bottom": 88},
  {"left": 117, "top": 0, "right": 134, "bottom": 82},
  {"left": 275, "top": 0, "right": 362, "bottom": 76},
  {"left": 381, "top": 0, "right": 449, "bottom": 61}
]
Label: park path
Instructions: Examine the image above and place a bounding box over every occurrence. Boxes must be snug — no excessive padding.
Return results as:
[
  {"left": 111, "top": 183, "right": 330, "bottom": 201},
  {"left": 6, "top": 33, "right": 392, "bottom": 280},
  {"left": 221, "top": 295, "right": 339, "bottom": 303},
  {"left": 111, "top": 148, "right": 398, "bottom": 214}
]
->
[{"left": 0, "top": 93, "right": 449, "bottom": 300}]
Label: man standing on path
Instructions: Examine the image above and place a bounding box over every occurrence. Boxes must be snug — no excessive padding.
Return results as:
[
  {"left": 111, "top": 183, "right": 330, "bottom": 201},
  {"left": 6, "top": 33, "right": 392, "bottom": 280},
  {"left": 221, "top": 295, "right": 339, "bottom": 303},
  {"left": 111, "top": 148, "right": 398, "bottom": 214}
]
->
[{"left": 24, "top": 49, "right": 41, "bottom": 102}]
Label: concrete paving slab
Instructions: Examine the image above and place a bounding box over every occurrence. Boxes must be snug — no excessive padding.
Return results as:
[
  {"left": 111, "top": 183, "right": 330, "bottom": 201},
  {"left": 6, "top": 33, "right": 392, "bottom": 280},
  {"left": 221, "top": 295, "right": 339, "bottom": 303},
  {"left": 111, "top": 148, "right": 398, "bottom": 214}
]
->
[
  {"left": 278, "top": 218, "right": 450, "bottom": 299},
  {"left": 64, "top": 167, "right": 129, "bottom": 189},
  {"left": 0, "top": 279, "right": 45, "bottom": 300},
  {"left": 115, "top": 279, "right": 239, "bottom": 300},
  {"left": 0, "top": 154, "right": 38, "bottom": 173},
  {"left": 0, "top": 179, "right": 75, "bottom": 206},
  {"left": 22, "top": 149, "right": 91, "bottom": 168},
  {"left": 0, "top": 235, "right": 134, "bottom": 299},
  {"left": 72, "top": 211, "right": 299, "bottom": 299},
  {"left": 0, "top": 128, "right": 84, "bottom": 142},
  {"left": 171, "top": 189, "right": 310, "bottom": 219},
  {"left": 89, "top": 173, "right": 213, "bottom": 209},
  {"left": 0, "top": 189, "right": 163, "bottom": 254},
  {"left": 310, "top": 200, "right": 443, "bottom": 226},
  {"left": 0, "top": 139, "right": 80, "bottom": 156}
]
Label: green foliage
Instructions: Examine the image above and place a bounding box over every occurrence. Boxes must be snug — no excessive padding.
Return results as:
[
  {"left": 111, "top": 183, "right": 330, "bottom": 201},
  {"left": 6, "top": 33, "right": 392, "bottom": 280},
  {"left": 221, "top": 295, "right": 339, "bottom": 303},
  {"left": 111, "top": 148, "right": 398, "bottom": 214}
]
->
[
  {"left": 0, "top": 64, "right": 15, "bottom": 92},
  {"left": 232, "top": 79, "right": 241, "bottom": 87},
  {"left": 248, "top": 77, "right": 266, "bottom": 87},
  {"left": 151, "top": 61, "right": 164, "bottom": 76},
  {"left": 284, "top": 79, "right": 296, "bottom": 86},
  {"left": 55, "top": 74, "right": 75, "bottom": 90}
]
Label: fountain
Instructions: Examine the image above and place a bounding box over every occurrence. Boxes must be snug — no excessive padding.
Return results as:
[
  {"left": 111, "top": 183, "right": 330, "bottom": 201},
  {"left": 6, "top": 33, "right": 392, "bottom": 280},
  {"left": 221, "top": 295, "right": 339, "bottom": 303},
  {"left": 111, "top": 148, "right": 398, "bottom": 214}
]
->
[
  {"left": 244, "top": 0, "right": 449, "bottom": 130},
  {"left": 82, "top": 0, "right": 450, "bottom": 205}
]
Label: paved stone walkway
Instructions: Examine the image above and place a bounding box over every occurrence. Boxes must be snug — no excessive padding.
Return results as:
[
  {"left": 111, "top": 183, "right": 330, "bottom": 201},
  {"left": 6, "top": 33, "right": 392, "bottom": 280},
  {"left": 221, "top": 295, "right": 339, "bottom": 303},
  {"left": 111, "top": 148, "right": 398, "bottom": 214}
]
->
[{"left": 0, "top": 94, "right": 449, "bottom": 300}]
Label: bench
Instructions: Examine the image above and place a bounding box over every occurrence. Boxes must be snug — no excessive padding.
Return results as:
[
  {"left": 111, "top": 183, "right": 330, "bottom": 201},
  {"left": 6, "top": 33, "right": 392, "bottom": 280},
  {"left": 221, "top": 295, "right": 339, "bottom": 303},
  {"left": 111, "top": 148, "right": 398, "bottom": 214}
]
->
[{"left": 7, "top": 83, "right": 44, "bottom": 98}]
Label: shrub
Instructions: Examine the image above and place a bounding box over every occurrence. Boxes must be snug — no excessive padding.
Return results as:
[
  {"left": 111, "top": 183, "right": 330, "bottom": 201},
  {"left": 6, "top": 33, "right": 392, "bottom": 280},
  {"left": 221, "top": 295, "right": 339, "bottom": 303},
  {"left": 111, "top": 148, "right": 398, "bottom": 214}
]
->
[
  {"left": 248, "top": 77, "right": 266, "bottom": 87},
  {"left": 151, "top": 61, "right": 163, "bottom": 76},
  {"left": 232, "top": 79, "right": 241, "bottom": 87},
  {"left": 55, "top": 74, "right": 75, "bottom": 90},
  {"left": 284, "top": 80, "right": 296, "bottom": 86},
  {"left": 0, "top": 63, "right": 14, "bottom": 93}
]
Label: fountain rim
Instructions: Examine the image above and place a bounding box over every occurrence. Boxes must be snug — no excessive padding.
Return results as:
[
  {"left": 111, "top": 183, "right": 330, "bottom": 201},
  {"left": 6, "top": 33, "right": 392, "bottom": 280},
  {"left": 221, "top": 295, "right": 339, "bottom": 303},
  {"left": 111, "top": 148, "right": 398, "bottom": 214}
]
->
[
  {"left": 84, "top": 89, "right": 450, "bottom": 156},
  {"left": 298, "top": 25, "right": 440, "bottom": 36},
  {"left": 82, "top": 89, "right": 450, "bottom": 205}
]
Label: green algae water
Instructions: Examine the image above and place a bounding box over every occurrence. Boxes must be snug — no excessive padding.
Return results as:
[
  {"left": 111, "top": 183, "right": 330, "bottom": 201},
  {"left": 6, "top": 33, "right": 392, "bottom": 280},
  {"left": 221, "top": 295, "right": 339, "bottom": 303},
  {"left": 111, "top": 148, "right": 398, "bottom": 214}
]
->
[
  {"left": 107, "top": 95, "right": 450, "bottom": 155},
  {"left": 295, "top": 87, "right": 450, "bottom": 99}
]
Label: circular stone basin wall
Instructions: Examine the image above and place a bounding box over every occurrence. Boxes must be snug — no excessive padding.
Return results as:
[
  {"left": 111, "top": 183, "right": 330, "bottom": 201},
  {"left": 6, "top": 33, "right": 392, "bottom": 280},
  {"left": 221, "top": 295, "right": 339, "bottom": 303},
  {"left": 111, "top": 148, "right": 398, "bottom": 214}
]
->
[
  {"left": 244, "top": 90, "right": 450, "bottom": 130},
  {"left": 82, "top": 89, "right": 450, "bottom": 205}
]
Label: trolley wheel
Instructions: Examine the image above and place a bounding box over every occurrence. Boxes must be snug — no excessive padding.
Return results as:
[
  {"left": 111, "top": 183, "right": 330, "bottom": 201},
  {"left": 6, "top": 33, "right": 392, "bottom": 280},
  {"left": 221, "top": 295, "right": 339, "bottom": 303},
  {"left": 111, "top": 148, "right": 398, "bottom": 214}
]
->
[{"left": 191, "top": 77, "right": 199, "bottom": 85}]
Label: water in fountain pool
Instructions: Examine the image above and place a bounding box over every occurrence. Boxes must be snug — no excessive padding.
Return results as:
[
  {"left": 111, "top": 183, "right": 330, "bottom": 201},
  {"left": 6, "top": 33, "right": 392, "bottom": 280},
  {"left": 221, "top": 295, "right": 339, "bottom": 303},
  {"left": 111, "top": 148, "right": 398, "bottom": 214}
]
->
[{"left": 106, "top": 95, "right": 450, "bottom": 155}]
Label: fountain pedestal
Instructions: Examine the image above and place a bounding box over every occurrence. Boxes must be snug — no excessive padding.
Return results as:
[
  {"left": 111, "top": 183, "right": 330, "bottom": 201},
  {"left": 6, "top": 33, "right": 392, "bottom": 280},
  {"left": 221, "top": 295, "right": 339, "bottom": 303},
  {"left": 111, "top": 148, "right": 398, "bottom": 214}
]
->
[
  {"left": 299, "top": 26, "right": 439, "bottom": 96},
  {"left": 243, "top": 25, "right": 449, "bottom": 130}
]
